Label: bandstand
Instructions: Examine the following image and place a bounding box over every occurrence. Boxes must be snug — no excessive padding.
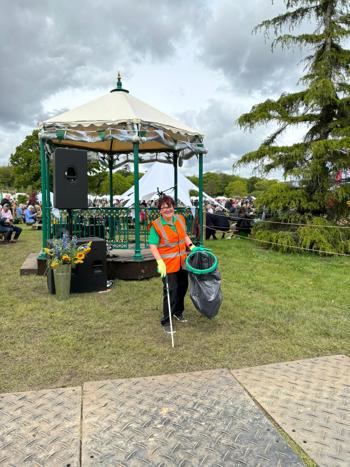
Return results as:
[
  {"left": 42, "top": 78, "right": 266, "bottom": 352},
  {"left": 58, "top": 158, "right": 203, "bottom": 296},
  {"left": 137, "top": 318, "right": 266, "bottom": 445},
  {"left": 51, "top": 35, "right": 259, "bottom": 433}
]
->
[{"left": 38, "top": 75, "right": 207, "bottom": 279}]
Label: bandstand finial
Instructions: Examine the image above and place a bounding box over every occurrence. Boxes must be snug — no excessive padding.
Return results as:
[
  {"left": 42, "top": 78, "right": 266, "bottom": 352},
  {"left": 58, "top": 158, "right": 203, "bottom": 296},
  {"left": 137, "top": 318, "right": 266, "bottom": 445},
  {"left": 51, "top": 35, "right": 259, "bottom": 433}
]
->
[{"left": 110, "top": 72, "right": 129, "bottom": 93}]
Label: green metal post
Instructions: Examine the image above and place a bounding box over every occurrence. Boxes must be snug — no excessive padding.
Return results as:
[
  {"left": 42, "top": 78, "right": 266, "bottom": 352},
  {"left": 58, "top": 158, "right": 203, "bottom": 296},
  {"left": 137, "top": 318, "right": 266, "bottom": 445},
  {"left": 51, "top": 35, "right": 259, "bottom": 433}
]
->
[
  {"left": 173, "top": 152, "right": 178, "bottom": 205},
  {"left": 45, "top": 150, "right": 51, "bottom": 242},
  {"left": 108, "top": 155, "right": 115, "bottom": 241},
  {"left": 198, "top": 153, "right": 204, "bottom": 245},
  {"left": 108, "top": 155, "right": 114, "bottom": 207},
  {"left": 38, "top": 138, "right": 48, "bottom": 258},
  {"left": 133, "top": 141, "right": 143, "bottom": 261}
]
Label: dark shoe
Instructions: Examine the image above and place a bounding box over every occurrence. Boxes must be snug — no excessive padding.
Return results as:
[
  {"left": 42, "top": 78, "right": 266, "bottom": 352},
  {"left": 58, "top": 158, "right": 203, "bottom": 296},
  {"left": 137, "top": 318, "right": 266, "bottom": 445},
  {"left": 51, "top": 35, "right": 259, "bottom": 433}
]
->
[
  {"left": 162, "top": 324, "right": 176, "bottom": 334},
  {"left": 173, "top": 313, "right": 187, "bottom": 323}
]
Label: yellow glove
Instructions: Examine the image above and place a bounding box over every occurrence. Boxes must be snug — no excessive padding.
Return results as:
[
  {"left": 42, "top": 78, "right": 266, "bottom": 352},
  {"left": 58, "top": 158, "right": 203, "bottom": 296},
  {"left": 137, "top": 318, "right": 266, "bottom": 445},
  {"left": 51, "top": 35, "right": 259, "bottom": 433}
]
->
[{"left": 156, "top": 259, "right": 167, "bottom": 278}]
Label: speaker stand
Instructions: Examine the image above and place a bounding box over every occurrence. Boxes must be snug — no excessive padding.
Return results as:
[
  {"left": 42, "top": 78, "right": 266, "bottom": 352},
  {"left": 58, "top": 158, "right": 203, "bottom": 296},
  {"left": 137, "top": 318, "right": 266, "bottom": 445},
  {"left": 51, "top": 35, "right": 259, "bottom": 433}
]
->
[{"left": 67, "top": 208, "right": 73, "bottom": 237}]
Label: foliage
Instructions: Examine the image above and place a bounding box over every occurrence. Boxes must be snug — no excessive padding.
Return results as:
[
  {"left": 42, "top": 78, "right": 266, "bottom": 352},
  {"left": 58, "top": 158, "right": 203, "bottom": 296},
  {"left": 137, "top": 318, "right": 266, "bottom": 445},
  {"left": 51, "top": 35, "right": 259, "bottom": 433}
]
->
[
  {"left": 28, "top": 191, "right": 38, "bottom": 206},
  {"left": 45, "top": 234, "right": 92, "bottom": 268},
  {"left": 9, "top": 130, "right": 42, "bottom": 191},
  {"left": 100, "top": 171, "right": 134, "bottom": 195},
  {"left": 224, "top": 179, "right": 248, "bottom": 197},
  {"left": 251, "top": 179, "right": 280, "bottom": 198},
  {"left": 201, "top": 172, "right": 236, "bottom": 196},
  {"left": 88, "top": 168, "right": 142, "bottom": 195},
  {"left": 237, "top": 0, "right": 350, "bottom": 218},
  {"left": 16, "top": 194, "right": 27, "bottom": 205},
  {"left": 254, "top": 182, "right": 310, "bottom": 218},
  {"left": 88, "top": 170, "right": 108, "bottom": 195},
  {"left": 0, "top": 166, "right": 15, "bottom": 191},
  {"left": 252, "top": 216, "right": 350, "bottom": 255}
]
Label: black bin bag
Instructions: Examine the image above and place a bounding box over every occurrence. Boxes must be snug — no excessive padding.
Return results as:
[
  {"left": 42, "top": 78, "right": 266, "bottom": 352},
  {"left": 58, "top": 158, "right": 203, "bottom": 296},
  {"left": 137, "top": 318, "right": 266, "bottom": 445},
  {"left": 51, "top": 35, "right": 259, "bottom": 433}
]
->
[{"left": 186, "top": 250, "right": 222, "bottom": 319}]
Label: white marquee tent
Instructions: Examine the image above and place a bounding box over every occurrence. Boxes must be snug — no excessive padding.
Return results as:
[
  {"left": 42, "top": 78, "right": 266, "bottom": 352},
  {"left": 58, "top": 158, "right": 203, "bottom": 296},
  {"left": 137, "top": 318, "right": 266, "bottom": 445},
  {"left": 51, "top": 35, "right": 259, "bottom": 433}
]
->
[{"left": 120, "top": 162, "right": 218, "bottom": 209}]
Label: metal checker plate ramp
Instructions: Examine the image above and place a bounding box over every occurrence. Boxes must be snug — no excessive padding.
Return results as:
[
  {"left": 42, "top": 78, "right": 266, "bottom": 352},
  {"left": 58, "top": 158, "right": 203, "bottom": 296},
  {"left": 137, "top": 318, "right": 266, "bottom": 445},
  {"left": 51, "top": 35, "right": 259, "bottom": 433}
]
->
[
  {"left": 0, "top": 386, "right": 81, "bottom": 466},
  {"left": 232, "top": 355, "right": 350, "bottom": 467},
  {"left": 82, "top": 368, "right": 302, "bottom": 466}
]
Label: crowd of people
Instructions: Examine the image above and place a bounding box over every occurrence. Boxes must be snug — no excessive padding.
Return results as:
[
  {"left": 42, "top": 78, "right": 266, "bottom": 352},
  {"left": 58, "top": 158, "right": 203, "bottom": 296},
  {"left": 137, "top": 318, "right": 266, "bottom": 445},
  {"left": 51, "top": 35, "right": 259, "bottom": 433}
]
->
[
  {"left": 203, "top": 196, "right": 256, "bottom": 240},
  {"left": 0, "top": 191, "right": 256, "bottom": 244},
  {"left": 0, "top": 194, "right": 42, "bottom": 243}
]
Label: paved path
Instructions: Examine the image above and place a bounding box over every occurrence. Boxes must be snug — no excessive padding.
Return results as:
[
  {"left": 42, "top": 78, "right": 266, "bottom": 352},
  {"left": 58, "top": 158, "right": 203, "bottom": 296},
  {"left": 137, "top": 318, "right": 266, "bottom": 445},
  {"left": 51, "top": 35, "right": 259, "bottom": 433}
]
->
[{"left": 0, "top": 355, "right": 349, "bottom": 466}]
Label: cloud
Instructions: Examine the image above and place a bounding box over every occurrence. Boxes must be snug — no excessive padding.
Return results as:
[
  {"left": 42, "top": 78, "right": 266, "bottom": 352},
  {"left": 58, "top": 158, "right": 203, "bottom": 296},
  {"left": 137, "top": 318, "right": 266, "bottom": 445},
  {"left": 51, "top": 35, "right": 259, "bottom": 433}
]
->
[
  {"left": 0, "top": 0, "right": 324, "bottom": 179},
  {"left": 178, "top": 98, "right": 275, "bottom": 176},
  {"left": 198, "top": 0, "right": 306, "bottom": 95},
  {"left": 0, "top": 0, "right": 208, "bottom": 129}
]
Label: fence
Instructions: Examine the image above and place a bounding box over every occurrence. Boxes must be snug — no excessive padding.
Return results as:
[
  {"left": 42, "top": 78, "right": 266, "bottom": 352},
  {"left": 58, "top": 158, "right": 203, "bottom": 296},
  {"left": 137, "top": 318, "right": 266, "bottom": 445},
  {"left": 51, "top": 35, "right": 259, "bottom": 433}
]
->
[{"left": 48, "top": 207, "right": 196, "bottom": 249}]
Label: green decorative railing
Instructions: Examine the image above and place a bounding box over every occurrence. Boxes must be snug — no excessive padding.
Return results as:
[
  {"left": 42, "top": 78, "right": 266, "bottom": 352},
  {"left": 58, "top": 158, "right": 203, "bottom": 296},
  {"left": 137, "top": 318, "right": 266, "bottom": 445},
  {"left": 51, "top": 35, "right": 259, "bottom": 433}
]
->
[{"left": 48, "top": 207, "right": 196, "bottom": 249}]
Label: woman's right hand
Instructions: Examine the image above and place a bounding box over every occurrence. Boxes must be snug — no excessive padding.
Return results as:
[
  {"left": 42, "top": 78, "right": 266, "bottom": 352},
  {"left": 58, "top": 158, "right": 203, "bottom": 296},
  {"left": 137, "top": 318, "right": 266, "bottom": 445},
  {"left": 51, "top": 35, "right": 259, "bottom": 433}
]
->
[{"left": 156, "top": 259, "right": 167, "bottom": 278}]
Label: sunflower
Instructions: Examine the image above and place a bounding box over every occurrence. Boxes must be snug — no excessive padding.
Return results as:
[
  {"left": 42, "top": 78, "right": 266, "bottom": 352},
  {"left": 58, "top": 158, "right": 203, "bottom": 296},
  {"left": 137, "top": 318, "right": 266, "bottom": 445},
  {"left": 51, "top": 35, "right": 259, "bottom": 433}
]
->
[
  {"left": 74, "top": 259, "right": 84, "bottom": 264},
  {"left": 84, "top": 247, "right": 91, "bottom": 253},
  {"left": 76, "top": 252, "right": 85, "bottom": 260},
  {"left": 43, "top": 248, "right": 53, "bottom": 255},
  {"left": 51, "top": 260, "right": 59, "bottom": 269},
  {"left": 62, "top": 254, "right": 71, "bottom": 262}
]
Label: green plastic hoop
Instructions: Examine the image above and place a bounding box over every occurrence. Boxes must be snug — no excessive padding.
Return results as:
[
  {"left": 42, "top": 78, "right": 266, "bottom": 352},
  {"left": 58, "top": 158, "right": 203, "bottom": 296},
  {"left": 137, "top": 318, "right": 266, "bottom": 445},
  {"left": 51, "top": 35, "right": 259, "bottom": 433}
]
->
[{"left": 185, "top": 250, "right": 218, "bottom": 275}]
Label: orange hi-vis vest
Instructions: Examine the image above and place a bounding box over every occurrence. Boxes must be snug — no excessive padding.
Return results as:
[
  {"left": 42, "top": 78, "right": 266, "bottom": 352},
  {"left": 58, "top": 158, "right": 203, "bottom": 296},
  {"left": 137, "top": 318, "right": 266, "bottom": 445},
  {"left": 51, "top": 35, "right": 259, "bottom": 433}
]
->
[{"left": 152, "top": 214, "right": 187, "bottom": 273}]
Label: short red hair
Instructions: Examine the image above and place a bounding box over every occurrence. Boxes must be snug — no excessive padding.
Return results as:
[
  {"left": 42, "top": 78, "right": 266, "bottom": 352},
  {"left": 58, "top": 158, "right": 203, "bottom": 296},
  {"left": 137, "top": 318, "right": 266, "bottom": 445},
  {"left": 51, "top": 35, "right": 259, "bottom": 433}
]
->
[{"left": 157, "top": 195, "right": 175, "bottom": 210}]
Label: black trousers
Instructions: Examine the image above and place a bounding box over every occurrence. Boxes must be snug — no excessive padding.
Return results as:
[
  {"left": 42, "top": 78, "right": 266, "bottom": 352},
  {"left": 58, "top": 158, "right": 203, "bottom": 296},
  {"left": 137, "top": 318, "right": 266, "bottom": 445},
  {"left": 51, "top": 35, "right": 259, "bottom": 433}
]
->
[{"left": 161, "top": 268, "right": 188, "bottom": 326}]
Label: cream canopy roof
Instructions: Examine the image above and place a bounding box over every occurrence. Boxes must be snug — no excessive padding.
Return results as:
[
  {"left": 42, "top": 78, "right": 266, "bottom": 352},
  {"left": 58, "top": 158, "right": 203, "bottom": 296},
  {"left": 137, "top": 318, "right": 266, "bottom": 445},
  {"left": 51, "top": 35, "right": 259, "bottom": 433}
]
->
[{"left": 39, "top": 78, "right": 205, "bottom": 158}]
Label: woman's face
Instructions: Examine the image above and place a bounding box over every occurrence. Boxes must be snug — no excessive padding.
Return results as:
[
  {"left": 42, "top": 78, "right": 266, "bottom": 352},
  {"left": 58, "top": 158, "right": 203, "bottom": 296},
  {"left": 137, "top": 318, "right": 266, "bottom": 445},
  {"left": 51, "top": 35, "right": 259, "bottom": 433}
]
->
[{"left": 160, "top": 203, "right": 174, "bottom": 219}]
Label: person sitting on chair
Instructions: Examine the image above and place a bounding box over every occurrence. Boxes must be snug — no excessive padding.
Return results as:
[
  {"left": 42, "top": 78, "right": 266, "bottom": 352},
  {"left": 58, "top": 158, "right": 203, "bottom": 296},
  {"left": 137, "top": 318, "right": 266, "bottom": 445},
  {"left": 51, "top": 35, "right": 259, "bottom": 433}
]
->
[
  {"left": 0, "top": 203, "right": 22, "bottom": 242},
  {"left": 24, "top": 205, "right": 37, "bottom": 225}
]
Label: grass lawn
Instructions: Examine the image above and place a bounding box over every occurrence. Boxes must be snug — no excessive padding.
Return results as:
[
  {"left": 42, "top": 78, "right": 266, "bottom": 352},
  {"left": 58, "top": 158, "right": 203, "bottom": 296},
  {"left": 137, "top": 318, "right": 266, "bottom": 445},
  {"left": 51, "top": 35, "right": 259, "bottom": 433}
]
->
[{"left": 1, "top": 227, "right": 349, "bottom": 394}]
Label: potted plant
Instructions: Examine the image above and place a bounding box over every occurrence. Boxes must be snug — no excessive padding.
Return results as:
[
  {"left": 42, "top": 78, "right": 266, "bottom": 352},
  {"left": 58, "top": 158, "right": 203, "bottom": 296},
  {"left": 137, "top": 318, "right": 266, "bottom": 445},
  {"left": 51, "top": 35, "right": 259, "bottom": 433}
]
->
[{"left": 44, "top": 234, "right": 92, "bottom": 300}]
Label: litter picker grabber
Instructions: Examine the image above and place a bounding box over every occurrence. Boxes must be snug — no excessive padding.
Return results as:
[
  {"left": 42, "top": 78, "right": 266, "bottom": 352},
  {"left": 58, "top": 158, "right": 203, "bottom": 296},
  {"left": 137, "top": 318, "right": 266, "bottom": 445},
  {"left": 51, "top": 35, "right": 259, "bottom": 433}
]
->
[{"left": 165, "top": 275, "right": 175, "bottom": 348}]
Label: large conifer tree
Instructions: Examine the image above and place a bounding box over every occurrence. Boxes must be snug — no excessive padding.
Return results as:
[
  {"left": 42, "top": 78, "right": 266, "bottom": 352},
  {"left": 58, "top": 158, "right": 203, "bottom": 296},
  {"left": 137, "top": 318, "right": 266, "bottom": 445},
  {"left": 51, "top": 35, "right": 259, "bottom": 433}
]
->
[{"left": 237, "top": 0, "right": 350, "bottom": 218}]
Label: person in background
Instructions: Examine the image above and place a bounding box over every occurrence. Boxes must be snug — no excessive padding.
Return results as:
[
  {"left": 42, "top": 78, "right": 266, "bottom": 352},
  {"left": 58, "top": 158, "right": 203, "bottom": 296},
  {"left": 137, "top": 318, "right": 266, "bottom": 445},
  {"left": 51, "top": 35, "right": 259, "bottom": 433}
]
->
[
  {"left": 225, "top": 198, "right": 232, "bottom": 210},
  {"left": 34, "top": 203, "right": 42, "bottom": 221},
  {"left": 16, "top": 204, "right": 24, "bottom": 222},
  {"left": 24, "top": 205, "right": 37, "bottom": 225},
  {"left": 1, "top": 194, "right": 11, "bottom": 206},
  {"left": 0, "top": 203, "right": 22, "bottom": 241}
]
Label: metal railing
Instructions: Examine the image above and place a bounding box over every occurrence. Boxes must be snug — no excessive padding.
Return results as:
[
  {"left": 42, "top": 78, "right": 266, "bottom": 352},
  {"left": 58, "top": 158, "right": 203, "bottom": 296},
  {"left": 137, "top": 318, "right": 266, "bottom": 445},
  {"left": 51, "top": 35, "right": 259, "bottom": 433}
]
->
[{"left": 48, "top": 207, "right": 196, "bottom": 249}]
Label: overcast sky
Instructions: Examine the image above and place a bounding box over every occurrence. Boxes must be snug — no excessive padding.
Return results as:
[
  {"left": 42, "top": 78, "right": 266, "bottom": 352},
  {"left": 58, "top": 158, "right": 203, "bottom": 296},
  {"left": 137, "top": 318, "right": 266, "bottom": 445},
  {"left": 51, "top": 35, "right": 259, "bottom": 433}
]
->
[{"left": 0, "top": 0, "right": 309, "bottom": 177}]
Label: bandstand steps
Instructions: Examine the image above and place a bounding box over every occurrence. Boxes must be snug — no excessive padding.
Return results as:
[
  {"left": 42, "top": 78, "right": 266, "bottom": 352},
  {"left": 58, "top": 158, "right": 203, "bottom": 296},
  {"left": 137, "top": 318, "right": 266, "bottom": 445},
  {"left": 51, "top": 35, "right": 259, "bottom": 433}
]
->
[{"left": 20, "top": 252, "right": 39, "bottom": 275}]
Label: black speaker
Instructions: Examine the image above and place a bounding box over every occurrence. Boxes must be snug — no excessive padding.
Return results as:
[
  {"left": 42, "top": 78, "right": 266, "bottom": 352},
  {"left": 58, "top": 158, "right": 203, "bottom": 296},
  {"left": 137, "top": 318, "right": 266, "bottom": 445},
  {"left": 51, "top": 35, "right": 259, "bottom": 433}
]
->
[
  {"left": 53, "top": 148, "right": 88, "bottom": 209},
  {"left": 71, "top": 237, "right": 107, "bottom": 293},
  {"left": 47, "top": 237, "right": 107, "bottom": 294}
]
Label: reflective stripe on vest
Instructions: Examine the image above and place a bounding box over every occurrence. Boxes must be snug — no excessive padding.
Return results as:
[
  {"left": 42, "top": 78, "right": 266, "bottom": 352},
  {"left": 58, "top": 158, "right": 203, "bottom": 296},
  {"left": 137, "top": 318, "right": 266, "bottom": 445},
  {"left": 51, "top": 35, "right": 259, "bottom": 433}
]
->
[{"left": 175, "top": 214, "right": 186, "bottom": 232}]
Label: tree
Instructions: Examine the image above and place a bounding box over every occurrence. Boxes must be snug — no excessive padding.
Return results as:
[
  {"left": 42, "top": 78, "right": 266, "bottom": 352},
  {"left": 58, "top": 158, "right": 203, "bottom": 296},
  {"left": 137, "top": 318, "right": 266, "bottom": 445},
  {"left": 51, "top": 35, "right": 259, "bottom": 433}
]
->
[
  {"left": 247, "top": 176, "right": 261, "bottom": 194},
  {"left": 225, "top": 179, "right": 248, "bottom": 197},
  {"left": 100, "top": 171, "right": 135, "bottom": 195},
  {"left": 0, "top": 166, "right": 15, "bottom": 191},
  {"left": 10, "top": 130, "right": 41, "bottom": 191},
  {"left": 202, "top": 172, "right": 230, "bottom": 196},
  {"left": 88, "top": 171, "right": 108, "bottom": 195},
  {"left": 237, "top": 0, "right": 350, "bottom": 218}
]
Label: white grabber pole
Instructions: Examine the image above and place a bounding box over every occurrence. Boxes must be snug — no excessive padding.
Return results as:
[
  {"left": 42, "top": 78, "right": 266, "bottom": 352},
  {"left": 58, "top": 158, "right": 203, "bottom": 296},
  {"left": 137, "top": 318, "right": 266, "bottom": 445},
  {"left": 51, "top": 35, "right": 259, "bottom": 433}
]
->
[{"left": 165, "top": 275, "right": 175, "bottom": 348}]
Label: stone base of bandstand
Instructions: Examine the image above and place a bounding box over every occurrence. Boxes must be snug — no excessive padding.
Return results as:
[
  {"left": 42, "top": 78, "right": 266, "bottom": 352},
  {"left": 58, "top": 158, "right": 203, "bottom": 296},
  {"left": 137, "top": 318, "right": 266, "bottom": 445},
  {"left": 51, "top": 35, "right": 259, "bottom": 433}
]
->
[{"left": 28, "top": 248, "right": 158, "bottom": 281}]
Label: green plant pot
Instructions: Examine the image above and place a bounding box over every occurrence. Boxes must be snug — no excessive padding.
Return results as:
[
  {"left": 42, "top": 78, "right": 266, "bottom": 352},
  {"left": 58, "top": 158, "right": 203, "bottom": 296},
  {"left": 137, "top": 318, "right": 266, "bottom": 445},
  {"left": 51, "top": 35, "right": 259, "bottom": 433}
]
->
[{"left": 54, "top": 264, "right": 71, "bottom": 301}]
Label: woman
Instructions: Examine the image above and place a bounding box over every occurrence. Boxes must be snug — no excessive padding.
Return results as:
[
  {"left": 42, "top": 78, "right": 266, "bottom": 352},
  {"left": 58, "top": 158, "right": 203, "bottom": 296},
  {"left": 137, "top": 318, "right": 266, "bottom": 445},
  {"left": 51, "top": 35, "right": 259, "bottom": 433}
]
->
[
  {"left": 24, "top": 205, "right": 36, "bottom": 225},
  {"left": 149, "top": 195, "right": 196, "bottom": 334},
  {"left": 0, "top": 203, "right": 22, "bottom": 241}
]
